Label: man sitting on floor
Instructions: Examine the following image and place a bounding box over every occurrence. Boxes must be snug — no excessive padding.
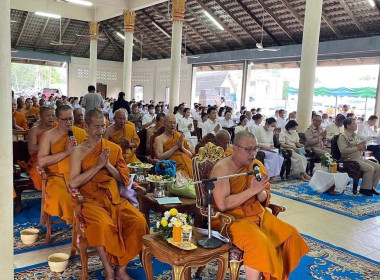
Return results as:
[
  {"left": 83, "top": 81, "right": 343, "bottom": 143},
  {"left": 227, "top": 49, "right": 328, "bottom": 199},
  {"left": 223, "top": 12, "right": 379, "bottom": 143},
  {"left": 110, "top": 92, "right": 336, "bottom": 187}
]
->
[
  {"left": 211, "top": 131, "right": 309, "bottom": 280},
  {"left": 154, "top": 114, "right": 194, "bottom": 178},
  {"left": 12, "top": 99, "right": 28, "bottom": 130},
  {"left": 104, "top": 109, "right": 140, "bottom": 164},
  {"left": 338, "top": 118, "right": 380, "bottom": 196},
  {"left": 38, "top": 105, "right": 87, "bottom": 224},
  {"left": 304, "top": 115, "right": 330, "bottom": 157},
  {"left": 27, "top": 106, "right": 56, "bottom": 190},
  {"left": 69, "top": 110, "right": 148, "bottom": 280}
]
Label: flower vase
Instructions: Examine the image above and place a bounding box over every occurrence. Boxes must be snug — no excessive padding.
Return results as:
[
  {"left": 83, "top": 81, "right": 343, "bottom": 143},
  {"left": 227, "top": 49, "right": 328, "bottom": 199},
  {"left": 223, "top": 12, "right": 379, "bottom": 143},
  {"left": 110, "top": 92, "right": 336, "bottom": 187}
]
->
[
  {"left": 328, "top": 165, "right": 334, "bottom": 173},
  {"left": 173, "top": 226, "right": 182, "bottom": 243},
  {"left": 322, "top": 166, "right": 328, "bottom": 172}
]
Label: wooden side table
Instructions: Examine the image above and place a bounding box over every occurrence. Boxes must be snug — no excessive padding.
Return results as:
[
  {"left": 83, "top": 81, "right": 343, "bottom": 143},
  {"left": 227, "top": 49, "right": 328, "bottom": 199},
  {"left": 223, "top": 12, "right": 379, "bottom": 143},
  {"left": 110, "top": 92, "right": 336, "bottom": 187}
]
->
[
  {"left": 142, "top": 232, "right": 230, "bottom": 280},
  {"left": 139, "top": 192, "right": 201, "bottom": 227}
]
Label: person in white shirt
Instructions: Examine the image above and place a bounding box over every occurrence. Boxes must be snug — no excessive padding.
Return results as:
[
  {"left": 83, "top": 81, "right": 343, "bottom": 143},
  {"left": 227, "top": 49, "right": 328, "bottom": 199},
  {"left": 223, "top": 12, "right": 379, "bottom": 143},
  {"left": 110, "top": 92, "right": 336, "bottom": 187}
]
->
[
  {"left": 202, "top": 107, "right": 221, "bottom": 138},
  {"left": 178, "top": 108, "right": 194, "bottom": 139},
  {"left": 279, "top": 120, "right": 311, "bottom": 182},
  {"left": 191, "top": 105, "right": 200, "bottom": 120},
  {"left": 326, "top": 114, "right": 345, "bottom": 147},
  {"left": 321, "top": 113, "right": 331, "bottom": 130},
  {"left": 358, "top": 115, "right": 380, "bottom": 162},
  {"left": 142, "top": 104, "right": 156, "bottom": 129},
  {"left": 256, "top": 117, "right": 284, "bottom": 182},
  {"left": 276, "top": 109, "right": 287, "bottom": 132},
  {"left": 220, "top": 97, "right": 226, "bottom": 108},
  {"left": 220, "top": 111, "right": 234, "bottom": 128},
  {"left": 175, "top": 104, "right": 185, "bottom": 124},
  {"left": 249, "top": 114, "right": 263, "bottom": 135},
  {"left": 245, "top": 111, "right": 254, "bottom": 127},
  {"left": 235, "top": 115, "right": 249, "bottom": 134},
  {"left": 287, "top": 111, "right": 296, "bottom": 122}
]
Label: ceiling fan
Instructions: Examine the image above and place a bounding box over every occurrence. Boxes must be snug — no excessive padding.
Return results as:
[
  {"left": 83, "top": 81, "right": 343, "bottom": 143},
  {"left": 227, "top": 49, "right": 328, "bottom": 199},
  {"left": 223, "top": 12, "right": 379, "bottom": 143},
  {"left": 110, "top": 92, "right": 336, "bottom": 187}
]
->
[
  {"left": 255, "top": 14, "right": 279, "bottom": 52},
  {"left": 75, "top": 3, "right": 106, "bottom": 41},
  {"left": 138, "top": 34, "right": 148, "bottom": 61},
  {"left": 181, "top": 25, "right": 199, "bottom": 58},
  {"left": 50, "top": 17, "right": 76, "bottom": 46}
]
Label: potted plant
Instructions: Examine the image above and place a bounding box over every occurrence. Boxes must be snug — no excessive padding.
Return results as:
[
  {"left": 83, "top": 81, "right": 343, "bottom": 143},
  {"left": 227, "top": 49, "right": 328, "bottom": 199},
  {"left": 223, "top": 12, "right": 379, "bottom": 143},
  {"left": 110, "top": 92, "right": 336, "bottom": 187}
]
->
[
  {"left": 320, "top": 153, "right": 336, "bottom": 173},
  {"left": 153, "top": 208, "right": 192, "bottom": 241}
]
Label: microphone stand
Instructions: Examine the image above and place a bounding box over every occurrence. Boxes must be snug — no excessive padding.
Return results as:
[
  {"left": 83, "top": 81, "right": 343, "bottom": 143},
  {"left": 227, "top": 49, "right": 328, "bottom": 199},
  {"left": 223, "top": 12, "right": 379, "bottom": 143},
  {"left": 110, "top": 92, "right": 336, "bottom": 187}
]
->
[{"left": 196, "top": 171, "right": 256, "bottom": 249}]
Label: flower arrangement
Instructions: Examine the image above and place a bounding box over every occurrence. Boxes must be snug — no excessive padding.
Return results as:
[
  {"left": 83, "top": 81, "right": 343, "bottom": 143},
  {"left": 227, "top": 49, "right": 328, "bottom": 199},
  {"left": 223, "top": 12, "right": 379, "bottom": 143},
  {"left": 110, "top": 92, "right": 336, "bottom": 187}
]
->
[
  {"left": 154, "top": 208, "right": 192, "bottom": 240},
  {"left": 321, "top": 153, "right": 336, "bottom": 168}
]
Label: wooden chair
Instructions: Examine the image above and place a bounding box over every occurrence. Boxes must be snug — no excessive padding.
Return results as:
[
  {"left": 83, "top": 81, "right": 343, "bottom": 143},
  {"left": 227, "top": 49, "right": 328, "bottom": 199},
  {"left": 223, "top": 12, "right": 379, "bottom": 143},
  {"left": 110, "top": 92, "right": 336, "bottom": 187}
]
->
[
  {"left": 273, "top": 134, "right": 292, "bottom": 179},
  {"left": 191, "top": 119, "right": 199, "bottom": 138},
  {"left": 298, "top": 132, "right": 318, "bottom": 176},
  {"left": 192, "top": 143, "right": 285, "bottom": 280},
  {"left": 135, "top": 129, "right": 148, "bottom": 162},
  {"left": 331, "top": 135, "right": 363, "bottom": 194},
  {"left": 26, "top": 115, "right": 38, "bottom": 129},
  {"left": 70, "top": 185, "right": 147, "bottom": 280},
  {"left": 13, "top": 129, "right": 28, "bottom": 141},
  {"left": 195, "top": 133, "right": 216, "bottom": 154}
]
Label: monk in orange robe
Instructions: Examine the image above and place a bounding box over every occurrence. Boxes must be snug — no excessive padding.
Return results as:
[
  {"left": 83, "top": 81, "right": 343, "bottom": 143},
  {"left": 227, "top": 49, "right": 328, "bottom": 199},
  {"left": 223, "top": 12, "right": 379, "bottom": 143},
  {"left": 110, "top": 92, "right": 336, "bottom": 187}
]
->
[
  {"left": 104, "top": 109, "right": 140, "bottom": 164},
  {"left": 12, "top": 99, "right": 28, "bottom": 130},
  {"left": 146, "top": 113, "right": 165, "bottom": 155},
  {"left": 154, "top": 114, "right": 194, "bottom": 178},
  {"left": 38, "top": 105, "right": 87, "bottom": 224},
  {"left": 27, "top": 106, "right": 56, "bottom": 190},
  {"left": 211, "top": 131, "right": 309, "bottom": 280},
  {"left": 73, "top": 108, "right": 87, "bottom": 130},
  {"left": 32, "top": 96, "right": 40, "bottom": 108},
  {"left": 69, "top": 110, "right": 148, "bottom": 280},
  {"left": 21, "top": 98, "right": 40, "bottom": 118}
]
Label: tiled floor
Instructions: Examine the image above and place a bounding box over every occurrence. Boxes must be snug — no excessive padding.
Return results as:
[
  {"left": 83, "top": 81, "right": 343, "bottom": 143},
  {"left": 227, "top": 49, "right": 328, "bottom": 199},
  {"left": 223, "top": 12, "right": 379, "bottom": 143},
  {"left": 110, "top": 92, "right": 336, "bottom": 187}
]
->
[{"left": 14, "top": 193, "right": 380, "bottom": 271}]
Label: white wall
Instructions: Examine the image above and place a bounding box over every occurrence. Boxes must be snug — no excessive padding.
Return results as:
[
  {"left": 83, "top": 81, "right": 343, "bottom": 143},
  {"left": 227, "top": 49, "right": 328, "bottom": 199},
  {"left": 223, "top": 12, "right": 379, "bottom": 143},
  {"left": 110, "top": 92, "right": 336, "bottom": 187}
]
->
[
  {"left": 68, "top": 57, "right": 124, "bottom": 98},
  {"left": 131, "top": 57, "right": 193, "bottom": 106}
]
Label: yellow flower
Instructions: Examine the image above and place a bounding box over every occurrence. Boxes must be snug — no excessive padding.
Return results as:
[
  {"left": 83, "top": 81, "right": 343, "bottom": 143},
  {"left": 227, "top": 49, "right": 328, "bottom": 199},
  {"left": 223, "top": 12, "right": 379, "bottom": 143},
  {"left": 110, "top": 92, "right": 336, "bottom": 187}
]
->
[
  {"left": 161, "top": 219, "right": 168, "bottom": 227},
  {"left": 169, "top": 208, "right": 178, "bottom": 216}
]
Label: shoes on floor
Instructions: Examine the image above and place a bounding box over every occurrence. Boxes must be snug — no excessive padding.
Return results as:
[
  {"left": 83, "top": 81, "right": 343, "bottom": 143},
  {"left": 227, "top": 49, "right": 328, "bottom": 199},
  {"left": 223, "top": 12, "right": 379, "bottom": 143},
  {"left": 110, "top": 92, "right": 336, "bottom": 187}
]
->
[
  {"left": 269, "top": 178, "right": 277, "bottom": 184},
  {"left": 300, "top": 174, "right": 310, "bottom": 182},
  {"left": 371, "top": 189, "right": 380, "bottom": 195},
  {"left": 359, "top": 189, "right": 374, "bottom": 197}
]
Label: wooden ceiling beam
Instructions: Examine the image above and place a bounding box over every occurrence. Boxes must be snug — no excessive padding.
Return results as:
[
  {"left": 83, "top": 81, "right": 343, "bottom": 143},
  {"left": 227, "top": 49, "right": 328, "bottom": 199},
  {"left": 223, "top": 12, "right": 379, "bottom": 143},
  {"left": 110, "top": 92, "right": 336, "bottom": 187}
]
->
[
  {"left": 134, "top": 24, "right": 170, "bottom": 57},
  {"left": 137, "top": 12, "right": 172, "bottom": 50},
  {"left": 100, "top": 24, "right": 125, "bottom": 60},
  {"left": 15, "top": 12, "right": 30, "bottom": 47},
  {"left": 69, "top": 25, "right": 87, "bottom": 55},
  {"left": 321, "top": 13, "right": 343, "bottom": 39},
  {"left": 337, "top": 0, "right": 368, "bottom": 36},
  {"left": 235, "top": 0, "right": 281, "bottom": 45},
  {"left": 194, "top": 0, "right": 246, "bottom": 48},
  {"left": 256, "top": 0, "right": 299, "bottom": 44},
  {"left": 98, "top": 40, "right": 112, "bottom": 58},
  {"left": 33, "top": 18, "right": 49, "bottom": 50},
  {"left": 213, "top": 0, "right": 258, "bottom": 44},
  {"left": 279, "top": 0, "right": 304, "bottom": 26}
]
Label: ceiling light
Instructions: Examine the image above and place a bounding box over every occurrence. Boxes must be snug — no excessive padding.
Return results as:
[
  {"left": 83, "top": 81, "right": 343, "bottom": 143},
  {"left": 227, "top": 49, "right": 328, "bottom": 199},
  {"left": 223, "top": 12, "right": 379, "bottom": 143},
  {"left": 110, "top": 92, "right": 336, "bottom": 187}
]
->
[
  {"left": 65, "top": 0, "right": 93, "bottom": 6},
  {"left": 35, "top": 12, "right": 61, "bottom": 19},
  {"left": 367, "top": 0, "right": 375, "bottom": 7},
  {"left": 116, "top": 32, "right": 125, "bottom": 40},
  {"left": 151, "top": 21, "right": 171, "bottom": 38},
  {"left": 203, "top": 11, "right": 224, "bottom": 31}
]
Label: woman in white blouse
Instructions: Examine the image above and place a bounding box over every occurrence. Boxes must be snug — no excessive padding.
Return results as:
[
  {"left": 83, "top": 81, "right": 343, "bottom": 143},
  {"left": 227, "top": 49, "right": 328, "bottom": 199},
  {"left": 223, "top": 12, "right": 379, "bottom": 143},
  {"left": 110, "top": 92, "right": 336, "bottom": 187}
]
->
[
  {"left": 178, "top": 108, "right": 194, "bottom": 139},
  {"left": 279, "top": 120, "right": 311, "bottom": 182},
  {"left": 250, "top": 113, "right": 263, "bottom": 136},
  {"left": 235, "top": 115, "right": 249, "bottom": 134},
  {"left": 256, "top": 117, "right": 284, "bottom": 182}
]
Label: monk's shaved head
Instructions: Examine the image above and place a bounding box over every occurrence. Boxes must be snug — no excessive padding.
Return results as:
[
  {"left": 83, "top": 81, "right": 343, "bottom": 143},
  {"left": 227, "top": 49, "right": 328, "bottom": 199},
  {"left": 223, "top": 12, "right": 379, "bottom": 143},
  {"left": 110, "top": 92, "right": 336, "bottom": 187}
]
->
[
  {"left": 216, "top": 129, "right": 230, "bottom": 141},
  {"left": 114, "top": 108, "right": 127, "bottom": 118},
  {"left": 215, "top": 129, "right": 231, "bottom": 150},
  {"left": 73, "top": 108, "right": 82, "bottom": 115},
  {"left": 234, "top": 131, "right": 256, "bottom": 145},
  {"left": 40, "top": 105, "right": 55, "bottom": 116},
  {"left": 165, "top": 114, "right": 176, "bottom": 122},
  {"left": 56, "top": 105, "right": 73, "bottom": 118},
  {"left": 164, "top": 114, "right": 177, "bottom": 134},
  {"left": 85, "top": 109, "right": 104, "bottom": 124}
]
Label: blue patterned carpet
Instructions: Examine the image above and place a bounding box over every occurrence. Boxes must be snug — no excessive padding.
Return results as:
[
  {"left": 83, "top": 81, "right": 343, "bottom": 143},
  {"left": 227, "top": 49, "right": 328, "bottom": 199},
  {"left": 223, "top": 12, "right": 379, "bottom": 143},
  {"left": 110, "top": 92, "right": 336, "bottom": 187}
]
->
[
  {"left": 271, "top": 179, "right": 380, "bottom": 220},
  {"left": 14, "top": 234, "right": 380, "bottom": 279}
]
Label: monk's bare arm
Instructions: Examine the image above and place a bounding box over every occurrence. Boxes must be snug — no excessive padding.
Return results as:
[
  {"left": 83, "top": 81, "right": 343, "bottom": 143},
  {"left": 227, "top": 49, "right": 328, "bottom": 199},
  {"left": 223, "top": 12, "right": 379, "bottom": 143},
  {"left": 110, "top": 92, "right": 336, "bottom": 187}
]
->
[
  {"left": 105, "top": 162, "right": 123, "bottom": 184},
  {"left": 154, "top": 137, "right": 178, "bottom": 160},
  {"left": 69, "top": 147, "right": 104, "bottom": 189},
  {"left": 181, "top": 146, "right": 193, "bottom": 158},
  {"left": 211, "top": 162, "right": 256, "bottom": 212},
  {"left": 27, "top": 127, "right": 39, "bottom": 156},
  {"left": 37, "top": 131, "right": 73, "bottom": 168},
  {"left": 103, "top": 127, "right": 111, "bottom": 140}
]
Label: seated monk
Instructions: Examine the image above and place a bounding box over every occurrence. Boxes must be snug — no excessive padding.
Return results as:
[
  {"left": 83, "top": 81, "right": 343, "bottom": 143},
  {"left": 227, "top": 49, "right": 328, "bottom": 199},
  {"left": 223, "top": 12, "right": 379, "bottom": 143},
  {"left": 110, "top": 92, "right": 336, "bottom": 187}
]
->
[
  {"left": 27, "top": 106, "right": 56, "bottom": 190},
  {"left": 211, "top": 131, "right": 309, "bottom": 280},
  {"left": 104, "top": 109, "right": 140, "bottom": 164},
  {"left": 38, "top": 105, "right": 87, "bottom": 224},
  {"left": 32, "top": 96, "right": 40, "bottom": 109},
  {"left": 16, "top": 97, "right": 25, "bottom": 112},
  {"left": 146, "top": 113, "right": 166, "bottom": 155},
  {"left": 12, "top": 99, "right": 28, "bottom": 130},
  {"left": 154, "top": 114, "right": 194, "bottom": 178},
  {"left": 215, "top": 129, "right": 233, "bottom": 154},
  {"left": 73, "top": 108, "right": 86, "bottom": 130},
  {"left": 69, "top": 110, "right": 148, "bottom": 280},
  {"left": 21, "top": 98, "right": 40, "bottom": 118}
]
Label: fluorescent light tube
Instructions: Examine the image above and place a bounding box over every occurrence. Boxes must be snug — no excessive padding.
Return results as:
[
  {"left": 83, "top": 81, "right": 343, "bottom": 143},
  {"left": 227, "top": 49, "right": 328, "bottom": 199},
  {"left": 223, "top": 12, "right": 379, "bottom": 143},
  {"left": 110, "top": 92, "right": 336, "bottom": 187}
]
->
[
  {"left": 116, "top": 32, "right": 125, "bottom": 40},
  {"left": 66, "top": 0, "right": 93, "bottom": 6},
  {"left": 151, "top": 21, "right": 171, "bottom": 38},
  {"left": 35, "top": 12, "right": 61, "bottom": 18},
  {"left": 204, "top": 11, "right": 224, "bottom": 31},
  {"left": 367, "top": 0, "right": 375, "bottom": 7}
]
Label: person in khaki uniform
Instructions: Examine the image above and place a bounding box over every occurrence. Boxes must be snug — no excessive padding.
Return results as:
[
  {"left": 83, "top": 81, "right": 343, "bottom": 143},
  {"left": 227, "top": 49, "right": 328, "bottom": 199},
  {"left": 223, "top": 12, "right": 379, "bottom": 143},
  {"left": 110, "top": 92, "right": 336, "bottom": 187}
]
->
[
  {"left": 338, "top": 118, "right": 380, "bottom": 196},
  {"left": 304, "top": 115, "right": 330, "bottom": 157}
]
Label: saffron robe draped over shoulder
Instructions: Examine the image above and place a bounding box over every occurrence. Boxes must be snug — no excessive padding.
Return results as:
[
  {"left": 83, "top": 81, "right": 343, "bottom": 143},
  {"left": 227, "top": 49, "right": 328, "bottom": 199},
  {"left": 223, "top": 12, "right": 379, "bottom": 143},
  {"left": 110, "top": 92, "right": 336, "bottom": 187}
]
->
[
  {"left": 163, "top": 131, "right": 194, "bottom": 178},
  {"left": 25, "top": 107, "right": 40, "bottom": 117},
  {"left": 212, "top": 160, "right": 309, "bottom": 280},
  {"left": 109, "top": 124, "right": 140, "bottom": 164},
  {"left": 44, "top": 126, "right": 87, "bottom": 224},
  {"left": 14, "top": 111, "right": 28, "bottom": 130},
  {"left": 79, "top": 139, "right": 148, "bottom": 266}
]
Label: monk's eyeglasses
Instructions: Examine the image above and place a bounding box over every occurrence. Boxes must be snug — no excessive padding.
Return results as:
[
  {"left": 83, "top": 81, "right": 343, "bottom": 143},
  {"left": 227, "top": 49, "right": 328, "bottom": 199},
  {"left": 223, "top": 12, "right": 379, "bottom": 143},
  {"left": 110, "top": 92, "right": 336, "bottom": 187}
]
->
[
  {"left": 234, "top": 144, "right": 259, "bottom": 153},
  {"left": 59, "top": 117, "right": 73, "bottom": 123}
]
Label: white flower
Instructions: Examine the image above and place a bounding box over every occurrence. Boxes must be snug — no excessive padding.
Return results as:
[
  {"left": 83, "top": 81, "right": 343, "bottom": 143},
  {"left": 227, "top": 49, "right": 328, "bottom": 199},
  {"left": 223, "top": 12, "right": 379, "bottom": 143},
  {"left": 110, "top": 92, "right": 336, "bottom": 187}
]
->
[
  {"left": 168, "top": 222, "right": 173, "bottom": 228},
  {"left": 164, "top": 211, "right": 170, "bottom": 219},
  {"left": 156, "top": 221, "right": 160, "bottom": 229}
]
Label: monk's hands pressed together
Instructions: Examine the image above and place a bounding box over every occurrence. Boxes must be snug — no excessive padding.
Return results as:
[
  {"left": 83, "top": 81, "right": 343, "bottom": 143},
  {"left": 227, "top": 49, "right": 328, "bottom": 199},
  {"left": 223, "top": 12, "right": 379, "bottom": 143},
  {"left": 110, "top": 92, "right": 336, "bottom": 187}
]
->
[
  {"left": 175, "top": 134, "right": 184, "bottom": 149},
  {"left": 120, "top": 138, "right": 130, "bottom": 149},
  {"left": 248, "top": 173, "right": 270, "bottom": 197},
  {"left": 98, "top": 148, "right": 110, "bottom": 168}
]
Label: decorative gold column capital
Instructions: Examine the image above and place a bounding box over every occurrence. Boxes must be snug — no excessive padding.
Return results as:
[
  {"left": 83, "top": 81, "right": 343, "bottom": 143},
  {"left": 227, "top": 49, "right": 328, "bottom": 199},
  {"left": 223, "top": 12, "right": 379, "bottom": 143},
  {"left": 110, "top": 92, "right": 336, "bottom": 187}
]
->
[
  {"left": 172, "top": 0, "right": 187, "bottom": 23},
  {"left": 89, "top": 22, "right": 100, "bottom": 41},
  {"left": 123, "top": 11, "right": 136, "bottom": 33}
]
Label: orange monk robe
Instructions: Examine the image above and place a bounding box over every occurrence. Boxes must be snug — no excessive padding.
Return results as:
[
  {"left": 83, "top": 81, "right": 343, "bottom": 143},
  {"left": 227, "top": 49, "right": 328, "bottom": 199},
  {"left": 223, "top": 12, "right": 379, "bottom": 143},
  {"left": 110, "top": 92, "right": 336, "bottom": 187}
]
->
[
  {"left": 25, "top": 107, "right": 40, "bottom": 117},
  {"left": 74, "top": 121, "right": 87, "bottom": 130},
  {"left": 226, "top": 147, "right": 233, "bottom": 155},
  {"left": 212, "top": 160, "right": 309, "bottom": 280},
  {"left": 34, "top": 104, "right": 40, "bottom": 109},
  {"left": 14, "top": 111, "right": 28, "bottom": 130},
  {"left": 44, "top": 126, "right": 87, "bottom": 224},
  {"left": 79, "top": 139, "right": 148, "bottom": 266},
  {"left": 109, "top": 124, "right": 140, "bottom": 164},
  {"left": 163, "top": 131, "right": 194, "bottom": 178},
  {"left": 106, "top": 119, "right": 110, "bottom": 126}
]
